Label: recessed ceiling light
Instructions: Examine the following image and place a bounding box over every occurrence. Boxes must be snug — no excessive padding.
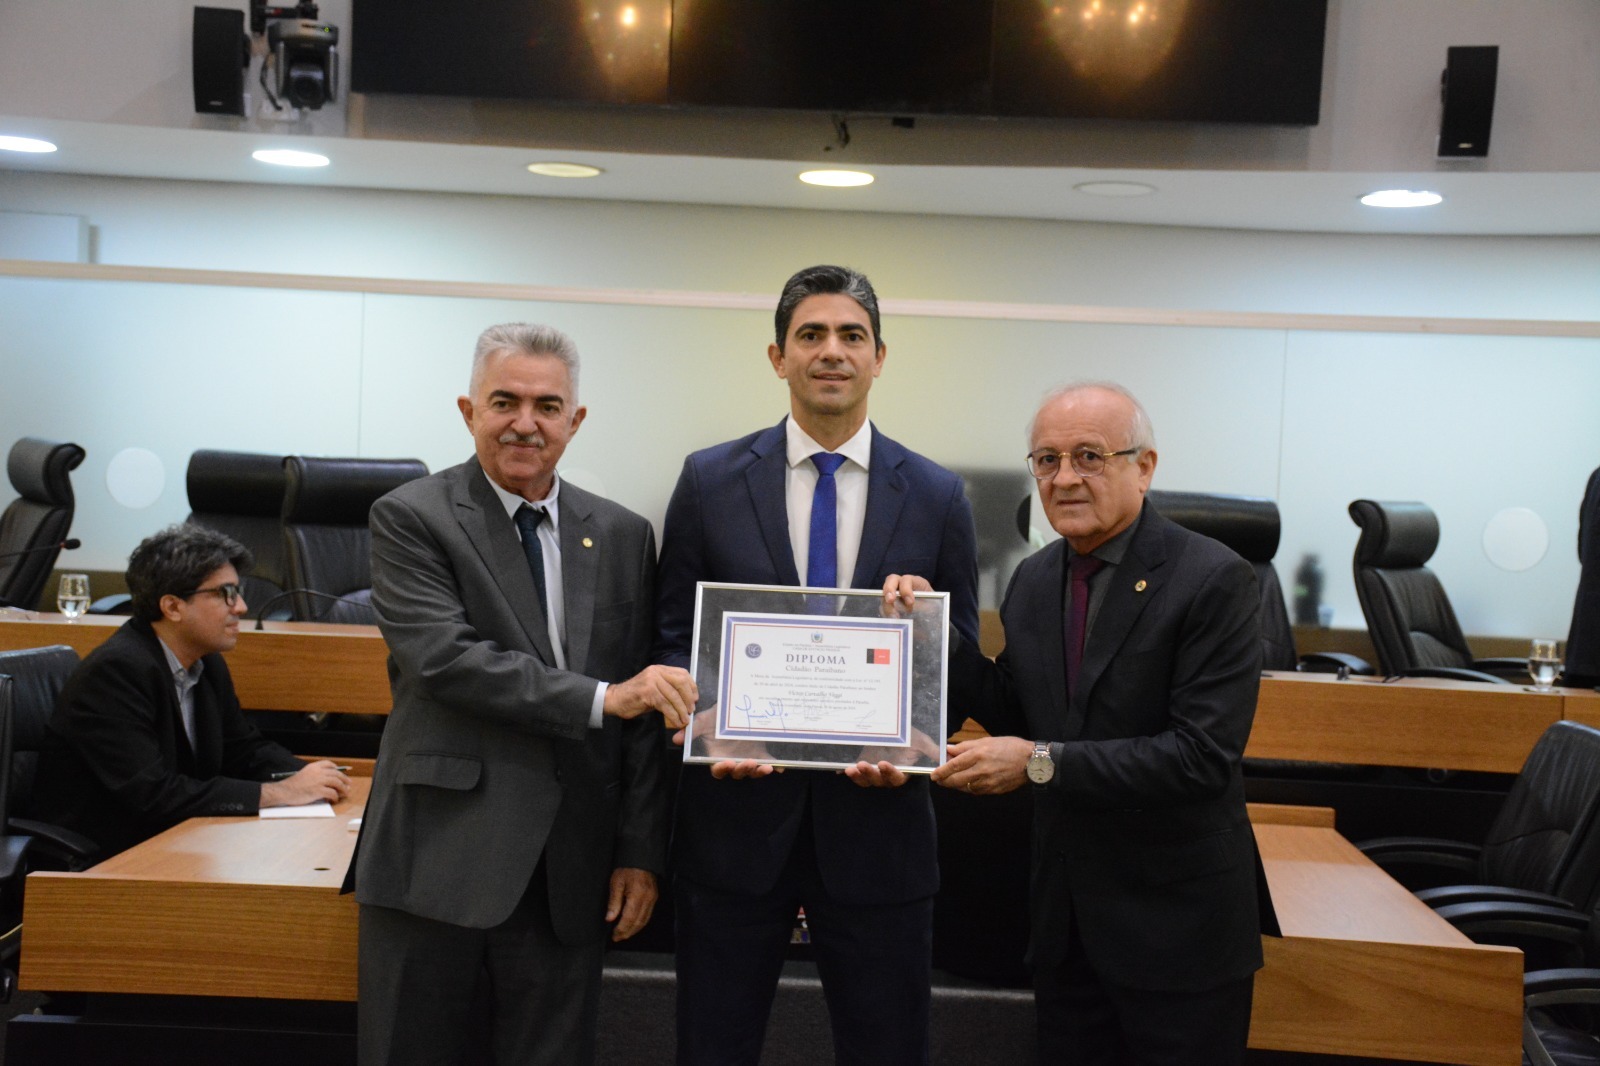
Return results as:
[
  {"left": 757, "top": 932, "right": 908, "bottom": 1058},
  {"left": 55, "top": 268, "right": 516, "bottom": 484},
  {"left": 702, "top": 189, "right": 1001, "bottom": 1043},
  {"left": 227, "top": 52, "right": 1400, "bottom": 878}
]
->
[
  {"left": 0, "top": 135, "right": 58, "bottom": 154},
  {"left": 799, "top": 169, "right": 875, "bottom": 188},
  {"left": 252, "top": 148, "right": 330, "bottom": 168},
  {"left": 526, "top": 162, "right": 604, "bottom": 178},
  {"left": 1360, "top": 189, "right": 1443, "bottom": 208},
  {"left": 1073, "top": 181, "right": 1157, "bottom": 198}
]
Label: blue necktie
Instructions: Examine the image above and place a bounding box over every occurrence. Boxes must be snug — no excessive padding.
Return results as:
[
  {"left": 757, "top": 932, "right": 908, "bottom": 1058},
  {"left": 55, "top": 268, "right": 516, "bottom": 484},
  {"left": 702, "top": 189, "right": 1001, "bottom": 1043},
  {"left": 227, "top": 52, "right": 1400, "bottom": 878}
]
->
[
  {"left": 514, "top": 505, "right": 550, "bottom": 620},
  {"left": 807, "top": 452, "right": 847, "bottom": 587}
]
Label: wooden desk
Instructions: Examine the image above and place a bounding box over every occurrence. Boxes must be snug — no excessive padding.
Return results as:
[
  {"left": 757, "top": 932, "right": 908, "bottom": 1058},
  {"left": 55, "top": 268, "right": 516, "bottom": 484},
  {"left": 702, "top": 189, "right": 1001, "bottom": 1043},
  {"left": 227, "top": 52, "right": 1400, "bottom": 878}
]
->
[
  {"left": 0, "top": 613, "right": 391, "bottom": 715},
  {"left": 4, "top": 613, "right": 1585, "bottom": 774},
  {"left": 21, "top": 795, "right": 1522, "bottom": 1063},
  {"left": 1250, "top": 811, "right": 1522, "bottom": 1065},
  {"left": 21, "top": 779, "right": 367, "bottom": 1001},
  {"left": 1248, "top": 670, "right": 1564, "bottom": 773}
]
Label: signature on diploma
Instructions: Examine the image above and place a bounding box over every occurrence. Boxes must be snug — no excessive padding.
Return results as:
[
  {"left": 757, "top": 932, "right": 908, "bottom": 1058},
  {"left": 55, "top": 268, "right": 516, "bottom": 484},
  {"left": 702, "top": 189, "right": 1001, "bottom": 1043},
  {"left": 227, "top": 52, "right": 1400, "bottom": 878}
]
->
[{"left": 735, "top": 694, "right": 791, "bottom": 731}]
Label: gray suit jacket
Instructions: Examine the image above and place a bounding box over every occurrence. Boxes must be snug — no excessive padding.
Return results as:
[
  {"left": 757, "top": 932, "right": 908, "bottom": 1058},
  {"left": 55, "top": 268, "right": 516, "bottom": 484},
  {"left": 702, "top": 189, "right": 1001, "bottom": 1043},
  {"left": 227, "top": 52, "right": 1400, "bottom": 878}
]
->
[{"left": 350, "top": 458, "right": 666, "bottom": 944}]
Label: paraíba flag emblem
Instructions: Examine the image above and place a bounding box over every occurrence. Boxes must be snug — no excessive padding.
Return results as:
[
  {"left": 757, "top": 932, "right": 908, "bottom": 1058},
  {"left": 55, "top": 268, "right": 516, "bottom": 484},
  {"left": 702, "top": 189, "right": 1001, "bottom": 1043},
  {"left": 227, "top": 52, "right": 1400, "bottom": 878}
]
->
[{"left": 866, "top": 648, "right": 891, "bottom": 665}]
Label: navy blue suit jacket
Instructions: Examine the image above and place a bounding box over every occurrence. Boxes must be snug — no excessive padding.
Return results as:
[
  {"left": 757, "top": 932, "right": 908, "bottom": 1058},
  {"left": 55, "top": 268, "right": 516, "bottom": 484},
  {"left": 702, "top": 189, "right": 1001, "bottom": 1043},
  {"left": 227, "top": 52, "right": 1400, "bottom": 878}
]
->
[{"left": 656, "top": 420, "right": 979, "bottom": 905}]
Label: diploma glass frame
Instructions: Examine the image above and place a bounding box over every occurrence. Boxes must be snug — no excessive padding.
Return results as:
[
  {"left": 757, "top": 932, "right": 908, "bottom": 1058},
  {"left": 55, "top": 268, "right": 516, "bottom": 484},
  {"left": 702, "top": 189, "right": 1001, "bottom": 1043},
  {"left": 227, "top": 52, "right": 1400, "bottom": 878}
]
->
[{"left": 685, "top": 581, "right": 950, "bottom": 772}]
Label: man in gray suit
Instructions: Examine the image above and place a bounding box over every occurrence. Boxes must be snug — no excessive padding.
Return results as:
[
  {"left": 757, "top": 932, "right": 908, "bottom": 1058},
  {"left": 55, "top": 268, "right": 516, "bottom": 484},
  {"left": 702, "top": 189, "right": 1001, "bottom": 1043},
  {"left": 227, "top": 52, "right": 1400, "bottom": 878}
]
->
[{"left": 350, "top": 323, "right": 698, "bottom": 1066}]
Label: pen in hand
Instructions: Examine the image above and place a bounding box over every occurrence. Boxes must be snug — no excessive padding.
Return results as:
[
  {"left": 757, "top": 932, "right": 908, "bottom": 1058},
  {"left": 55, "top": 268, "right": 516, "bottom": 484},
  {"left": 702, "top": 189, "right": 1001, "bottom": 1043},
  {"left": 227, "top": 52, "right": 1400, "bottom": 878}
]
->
[{"left": 269, "top": 765, "right": 352, "bottom": 781}]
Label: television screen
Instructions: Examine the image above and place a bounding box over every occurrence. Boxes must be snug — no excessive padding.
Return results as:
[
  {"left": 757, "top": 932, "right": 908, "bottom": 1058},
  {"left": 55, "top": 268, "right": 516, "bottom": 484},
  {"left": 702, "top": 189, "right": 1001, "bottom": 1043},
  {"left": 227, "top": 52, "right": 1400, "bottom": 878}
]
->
[
  {"left": 669, "top": 0, "right": 993, "bottom": 114},
  {"left": 350, "top": 0, "right": 1326, "bottom": 125},
  {"left": 990, "top": 0, "right": 1325, "bottom": 124}
]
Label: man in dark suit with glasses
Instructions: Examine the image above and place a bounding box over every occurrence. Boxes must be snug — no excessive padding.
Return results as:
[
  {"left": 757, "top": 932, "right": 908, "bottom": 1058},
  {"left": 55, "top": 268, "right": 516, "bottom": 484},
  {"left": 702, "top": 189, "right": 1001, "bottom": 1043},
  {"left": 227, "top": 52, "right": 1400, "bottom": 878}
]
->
[{"left": 34, "top": 523, "right": 348, "bottom": 861}]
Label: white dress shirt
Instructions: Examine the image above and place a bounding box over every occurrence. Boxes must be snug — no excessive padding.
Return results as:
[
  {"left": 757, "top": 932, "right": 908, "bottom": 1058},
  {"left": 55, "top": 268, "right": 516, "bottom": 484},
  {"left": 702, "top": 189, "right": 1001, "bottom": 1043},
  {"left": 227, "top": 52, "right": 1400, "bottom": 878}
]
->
[
  {"left": 784, "top": 418, "right": 872, "bottom": 587},
  {"left": 485, "top": 470, "right": 606, "bottom": 728}
]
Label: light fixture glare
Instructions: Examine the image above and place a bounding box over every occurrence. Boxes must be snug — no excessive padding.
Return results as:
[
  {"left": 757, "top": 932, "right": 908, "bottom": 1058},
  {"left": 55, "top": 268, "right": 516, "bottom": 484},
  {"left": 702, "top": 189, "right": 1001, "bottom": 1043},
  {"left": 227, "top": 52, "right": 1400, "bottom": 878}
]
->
[
  {"left": 798, "top": 169, "right": 874, "bottom": 188},
  {"left": 0, "top": 135, "right": 58, "bottom": 154},
  {"left": 526, "top": 162, "right": 604, "bottom": 178},
  {"left": 1359, "top": 189, "right": 1443, "bottom": 209},
  {"left": 1073, "top": 180, "right": 1157, "bottom": 198},
  {"left": 252, "top": 148, "right": 330, "bottom": 168}
]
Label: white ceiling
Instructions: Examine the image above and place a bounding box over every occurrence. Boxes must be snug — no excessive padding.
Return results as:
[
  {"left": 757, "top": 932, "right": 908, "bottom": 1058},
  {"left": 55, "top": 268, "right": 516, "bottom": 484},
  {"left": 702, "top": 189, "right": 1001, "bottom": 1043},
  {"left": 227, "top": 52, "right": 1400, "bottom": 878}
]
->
[{"left": 5, "top": 114, "right": 1600, "bottom": 238}]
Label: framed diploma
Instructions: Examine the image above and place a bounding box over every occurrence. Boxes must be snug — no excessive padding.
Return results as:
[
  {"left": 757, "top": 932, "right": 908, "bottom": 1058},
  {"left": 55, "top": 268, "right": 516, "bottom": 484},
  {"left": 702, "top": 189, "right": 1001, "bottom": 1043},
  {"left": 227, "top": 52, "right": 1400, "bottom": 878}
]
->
[{"left": 684, "top": 582, "right": 950, "bottom": 772}]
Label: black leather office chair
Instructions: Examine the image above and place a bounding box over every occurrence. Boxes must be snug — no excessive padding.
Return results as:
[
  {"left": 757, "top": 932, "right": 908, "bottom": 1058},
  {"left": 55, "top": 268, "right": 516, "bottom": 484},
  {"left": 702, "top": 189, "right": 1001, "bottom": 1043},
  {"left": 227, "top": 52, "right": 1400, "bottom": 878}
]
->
[
  {"left": 1348, "top": 499, "right": 1525, "bottom": 683},
  {"left": 0, "top": 438, "right": 86, "bottom": 610},
  {"left": 1147, "top": 490, "right": 1371, "bottom": 676},
  {"left": 0, "top": 645, "right": 96, "bottom": 871},
  {"left": 282, "top": 455, "right": 428, "bottom": 624},
  {"left": 185, "top": 449, "right": 291, "bottom": 619},
  {"left": 1360, "top": 721, "right": 1600, "bottom": 935},
  {"left": 1566, "top": 467, "right": 1600, "bottom": 691}
]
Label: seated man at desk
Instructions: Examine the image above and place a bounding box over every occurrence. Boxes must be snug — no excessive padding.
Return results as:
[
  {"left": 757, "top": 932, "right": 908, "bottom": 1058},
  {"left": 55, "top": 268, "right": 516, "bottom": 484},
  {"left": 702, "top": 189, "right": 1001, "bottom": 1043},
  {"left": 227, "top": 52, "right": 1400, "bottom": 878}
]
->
[{"left": 34, "top": 524, "right": 350, "bottom": 861}]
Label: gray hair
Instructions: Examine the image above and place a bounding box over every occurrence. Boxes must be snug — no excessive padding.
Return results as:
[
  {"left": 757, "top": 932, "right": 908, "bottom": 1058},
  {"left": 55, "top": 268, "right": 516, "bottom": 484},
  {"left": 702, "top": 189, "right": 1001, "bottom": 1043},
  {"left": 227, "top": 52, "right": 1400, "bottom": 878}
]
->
[
  {"left": 468, "top": 322, "right": 581, "bottom": 400},
  {"left": 1028, "top": 381, "right": 1157, "bottom": 455},
  {"left": 773, "top": 265, "right": 883, "bottom": 350}
]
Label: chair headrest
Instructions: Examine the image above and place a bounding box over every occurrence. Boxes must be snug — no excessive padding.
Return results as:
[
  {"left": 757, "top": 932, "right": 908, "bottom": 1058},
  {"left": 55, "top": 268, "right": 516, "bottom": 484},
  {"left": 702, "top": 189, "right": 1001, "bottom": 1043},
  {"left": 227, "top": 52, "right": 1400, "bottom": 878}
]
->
[
  {"left": 1146, "top": 490, "right": 1280, "bottom": 564},
  {"left": 0, "top": 644, "right": 81, "bottom": 738},
  {"left": 7, "top": 438, "right": 85, "bottom": 505},
  {"left": 1349, "top": 499, "right": 1440, "bottom": 567},
  {"left": 283, "top": 456, "right": 429, "bottom": 526},
  {"left": 186, "top": 450, "right": 288, "bottom": 517}
]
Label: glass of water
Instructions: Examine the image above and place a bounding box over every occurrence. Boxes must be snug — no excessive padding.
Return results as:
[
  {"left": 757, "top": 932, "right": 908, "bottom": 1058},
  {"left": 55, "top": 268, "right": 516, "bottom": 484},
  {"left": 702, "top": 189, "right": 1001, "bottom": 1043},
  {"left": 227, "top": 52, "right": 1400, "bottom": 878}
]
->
[
  {"left": 1528, "top": 638, "right": 1562, "bottom": 692},
  {"left": 57, "top": 573, "right": 90, "bottom": 620}
]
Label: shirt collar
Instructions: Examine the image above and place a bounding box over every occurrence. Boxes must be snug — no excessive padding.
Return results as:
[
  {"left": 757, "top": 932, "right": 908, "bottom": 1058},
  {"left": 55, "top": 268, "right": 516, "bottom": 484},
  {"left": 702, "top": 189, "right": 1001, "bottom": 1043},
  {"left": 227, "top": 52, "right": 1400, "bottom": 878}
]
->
[
  {"left": 785, "top": 417, "right": 873, "bottom": 472},
  {"left": 485, "top": 468, "right": 562, "bottom": 534},
  {"left": 158, "top": 634, "right": 204, "bottom": 688}
]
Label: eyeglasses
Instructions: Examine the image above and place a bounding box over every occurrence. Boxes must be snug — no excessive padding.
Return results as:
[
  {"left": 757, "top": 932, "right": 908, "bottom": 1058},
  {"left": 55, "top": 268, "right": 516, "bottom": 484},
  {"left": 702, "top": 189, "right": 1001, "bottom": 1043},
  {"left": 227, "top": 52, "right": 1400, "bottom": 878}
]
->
[
  {"left": 181, "top": 583, "right": 244, "bottom": 607},
  {"left": 1025, "top": 447, "right": 1140, "bottom": 481}
]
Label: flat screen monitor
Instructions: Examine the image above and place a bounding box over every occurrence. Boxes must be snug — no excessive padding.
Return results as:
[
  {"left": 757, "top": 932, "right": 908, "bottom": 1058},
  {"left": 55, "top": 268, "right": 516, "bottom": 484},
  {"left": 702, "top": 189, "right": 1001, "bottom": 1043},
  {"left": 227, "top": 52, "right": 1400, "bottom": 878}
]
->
[{"left": 350, "top": 0, "right": 1326, "bottom": 125}]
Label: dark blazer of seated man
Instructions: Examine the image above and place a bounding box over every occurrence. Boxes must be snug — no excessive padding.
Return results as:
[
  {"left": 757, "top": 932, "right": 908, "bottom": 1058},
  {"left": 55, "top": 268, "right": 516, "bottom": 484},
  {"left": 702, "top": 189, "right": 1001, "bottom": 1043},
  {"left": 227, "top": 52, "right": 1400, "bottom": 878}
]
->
[{"left": 34, "top": 524, "right": 351, "bottom": 861}]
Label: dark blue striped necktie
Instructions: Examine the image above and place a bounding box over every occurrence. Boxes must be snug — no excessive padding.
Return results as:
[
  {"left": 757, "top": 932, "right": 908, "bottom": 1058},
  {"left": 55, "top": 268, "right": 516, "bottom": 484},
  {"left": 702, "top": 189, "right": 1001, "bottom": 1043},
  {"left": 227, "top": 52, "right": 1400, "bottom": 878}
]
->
[{"left": 514, "top": 505, "right": 550, "bottom": 619}]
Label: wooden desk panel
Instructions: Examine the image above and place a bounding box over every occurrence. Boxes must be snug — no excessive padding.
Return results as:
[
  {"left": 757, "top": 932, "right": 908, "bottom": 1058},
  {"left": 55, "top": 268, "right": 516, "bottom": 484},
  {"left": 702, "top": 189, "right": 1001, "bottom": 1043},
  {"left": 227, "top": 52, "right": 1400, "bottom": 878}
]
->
[
  {"left": 1249, "top": 670, "right": 1561, "bottom": 773},
  {"left": 22, "top": 795, "right": 1522, "bottom": 1063},
  {"left": 1252, "top": 820, "right": 1522, "bottom": 1065},
  {"left": 0, "top": 614, "right": 391, "bottom": 715},
  {"left": 21, "top": 781, "right": 367, "bottom": 1001}
]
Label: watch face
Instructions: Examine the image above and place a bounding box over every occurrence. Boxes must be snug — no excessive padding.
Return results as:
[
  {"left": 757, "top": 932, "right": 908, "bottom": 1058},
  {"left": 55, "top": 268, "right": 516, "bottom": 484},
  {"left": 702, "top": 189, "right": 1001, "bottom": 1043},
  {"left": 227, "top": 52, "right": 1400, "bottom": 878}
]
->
[{"left": 1026, "top": 752, "right": 1053, "bottom": 784}]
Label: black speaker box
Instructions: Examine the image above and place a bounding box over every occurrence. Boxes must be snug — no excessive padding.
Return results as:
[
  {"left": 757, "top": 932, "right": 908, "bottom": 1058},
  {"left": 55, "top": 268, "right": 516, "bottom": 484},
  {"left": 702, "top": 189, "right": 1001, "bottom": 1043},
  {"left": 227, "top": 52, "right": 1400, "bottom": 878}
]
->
[
  {"left": 1439, "top": 45, "right": 1498, "bottom": 157},
  {"left": 193, "top": 6, "right": 248, "bottom": 115}
]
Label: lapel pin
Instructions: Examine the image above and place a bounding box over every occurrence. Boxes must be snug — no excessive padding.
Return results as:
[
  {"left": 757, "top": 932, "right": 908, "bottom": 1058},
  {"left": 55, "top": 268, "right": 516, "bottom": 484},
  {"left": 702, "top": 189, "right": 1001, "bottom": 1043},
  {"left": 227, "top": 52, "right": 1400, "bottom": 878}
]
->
[
  {"left": 1134, "top": 579, "right": 1147, "bottom": 592},
  {"left": 582, "top": 537, "right": 594, "bottom": 548}
]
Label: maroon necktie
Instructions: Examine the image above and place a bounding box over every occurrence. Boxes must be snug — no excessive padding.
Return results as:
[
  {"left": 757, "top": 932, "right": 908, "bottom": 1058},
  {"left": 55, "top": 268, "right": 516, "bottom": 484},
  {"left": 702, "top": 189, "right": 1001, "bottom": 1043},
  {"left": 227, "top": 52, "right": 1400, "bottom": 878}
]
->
[{"left": 1065, "top": 555, "right": 1105, "bottom": 696}]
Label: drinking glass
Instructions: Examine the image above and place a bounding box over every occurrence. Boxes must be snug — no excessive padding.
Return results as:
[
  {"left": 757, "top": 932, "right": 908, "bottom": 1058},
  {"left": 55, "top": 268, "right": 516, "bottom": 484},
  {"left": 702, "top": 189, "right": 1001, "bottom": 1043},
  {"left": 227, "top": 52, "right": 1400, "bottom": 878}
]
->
[
  {"left": 57, "top": 573, "right": 91, "bottom": 619},
  {"left": 1528, "top": 638, "right": 1562, "bottom": 692}
]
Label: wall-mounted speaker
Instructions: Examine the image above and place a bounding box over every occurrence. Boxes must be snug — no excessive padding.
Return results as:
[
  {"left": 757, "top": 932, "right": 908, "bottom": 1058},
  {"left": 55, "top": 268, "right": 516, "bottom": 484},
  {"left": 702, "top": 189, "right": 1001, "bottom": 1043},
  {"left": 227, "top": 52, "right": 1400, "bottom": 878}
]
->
[
  {"left": 193, "top": 7, "right": 249, "bottom": 116},
  {"left": 1438, "top": 45, "right": 1498, "bottom": 157}
]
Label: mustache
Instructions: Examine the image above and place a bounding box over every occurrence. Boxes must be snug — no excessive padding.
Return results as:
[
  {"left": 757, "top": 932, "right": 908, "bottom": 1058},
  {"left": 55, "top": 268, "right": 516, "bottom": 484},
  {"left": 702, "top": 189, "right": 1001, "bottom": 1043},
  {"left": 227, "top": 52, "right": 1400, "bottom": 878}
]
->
[{"left": 498, "top": 431, "right": 543, "bottom": 446}]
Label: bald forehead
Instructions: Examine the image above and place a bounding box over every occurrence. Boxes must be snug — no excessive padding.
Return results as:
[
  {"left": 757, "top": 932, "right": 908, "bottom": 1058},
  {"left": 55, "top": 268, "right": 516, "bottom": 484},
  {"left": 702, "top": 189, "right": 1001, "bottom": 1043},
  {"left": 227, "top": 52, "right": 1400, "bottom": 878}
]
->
[{"left": 1031, "top": 387, "right": 1136, "bottom": 447}]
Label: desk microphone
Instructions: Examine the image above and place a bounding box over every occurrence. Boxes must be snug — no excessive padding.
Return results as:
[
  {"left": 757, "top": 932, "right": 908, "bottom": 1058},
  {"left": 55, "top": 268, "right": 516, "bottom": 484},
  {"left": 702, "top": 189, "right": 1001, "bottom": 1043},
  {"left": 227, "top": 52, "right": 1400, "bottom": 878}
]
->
[
  {"left": 252, "top": 588, "right": 366, "bottom": 630},
  {"left": 0, "top": 537, "right": 81, "bottom": 563}
]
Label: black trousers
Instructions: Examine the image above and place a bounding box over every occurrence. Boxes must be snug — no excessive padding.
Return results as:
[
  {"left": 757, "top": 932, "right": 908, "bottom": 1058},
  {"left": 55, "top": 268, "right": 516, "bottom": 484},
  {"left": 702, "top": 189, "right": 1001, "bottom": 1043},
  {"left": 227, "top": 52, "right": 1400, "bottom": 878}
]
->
[
  {"left": 1033, "top": 917, "right": 1255, "bottom": 1066},
  {"left": 674, "top": 807, "right": 933, "bottom": 1066},
  {"left": 357, "top": 862, "right": 604, "bottom": 1066}
]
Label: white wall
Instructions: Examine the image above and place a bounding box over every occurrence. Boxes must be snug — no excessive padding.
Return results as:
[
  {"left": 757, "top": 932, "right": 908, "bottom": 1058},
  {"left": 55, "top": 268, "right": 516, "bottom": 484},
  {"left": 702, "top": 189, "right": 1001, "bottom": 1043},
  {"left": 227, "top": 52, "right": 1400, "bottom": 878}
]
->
[{"left": 2, "top": 171, "right": 1596, "bottom": 640}]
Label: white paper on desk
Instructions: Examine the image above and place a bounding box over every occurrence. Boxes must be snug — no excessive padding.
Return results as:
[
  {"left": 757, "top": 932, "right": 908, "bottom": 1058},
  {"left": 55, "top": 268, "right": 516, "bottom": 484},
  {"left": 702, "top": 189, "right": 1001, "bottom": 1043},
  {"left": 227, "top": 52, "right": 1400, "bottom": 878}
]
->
[{"left": 259, "top": 802, "right": 336, "bottom": 819}]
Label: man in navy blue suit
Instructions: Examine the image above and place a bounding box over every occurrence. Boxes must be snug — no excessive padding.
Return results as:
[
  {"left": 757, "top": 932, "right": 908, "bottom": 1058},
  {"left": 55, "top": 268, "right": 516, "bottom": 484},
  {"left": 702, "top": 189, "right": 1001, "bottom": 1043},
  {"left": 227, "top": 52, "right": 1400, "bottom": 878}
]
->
[{"left": 655, "top": 264, "right": 979, "bottom": 1065}]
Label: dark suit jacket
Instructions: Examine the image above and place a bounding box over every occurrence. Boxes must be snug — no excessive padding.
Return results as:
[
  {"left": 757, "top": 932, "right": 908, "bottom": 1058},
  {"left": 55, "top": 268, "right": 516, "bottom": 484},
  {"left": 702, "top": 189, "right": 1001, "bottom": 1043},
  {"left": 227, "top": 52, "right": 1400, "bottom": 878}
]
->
[
  {"left": 950, "top": 504, "right": 1272, "bottom": 992},
  {"left": 350, "top": 459, "right": 666, "bottom": 945},
  {"left": 34, "top": 617, "right": 303, "bottom": 860},
  {"left": 655, "top": 420, "right": 979, "bottom": 905},
  {"left": 1566, "top": 466, "right": 1600, "bottom": 685}
]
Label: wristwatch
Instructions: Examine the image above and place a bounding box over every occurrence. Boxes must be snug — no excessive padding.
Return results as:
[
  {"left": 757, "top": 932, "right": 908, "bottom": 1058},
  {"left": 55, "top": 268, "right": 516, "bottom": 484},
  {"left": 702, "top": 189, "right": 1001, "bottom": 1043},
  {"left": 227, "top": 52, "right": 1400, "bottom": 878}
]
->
[{"left": 1026, "top": 740, "right": 1055, "bottom": 785}]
